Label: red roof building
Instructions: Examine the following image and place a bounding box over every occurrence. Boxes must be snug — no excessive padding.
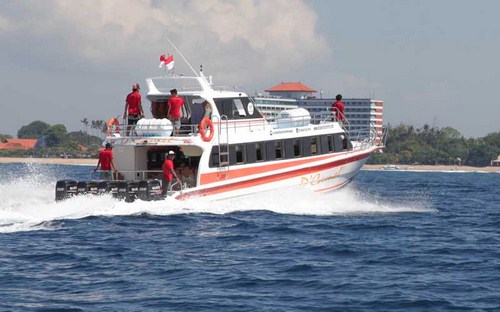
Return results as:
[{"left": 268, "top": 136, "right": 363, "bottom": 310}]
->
[
  {"left": 265, "top": 82, "right": 316, "bottom": 93},
  {"left": 264, "top": 82, "right": 316, "bottom": 100},
  {"left": 0, "top": 139, "right": 37, "bottom": 151}
]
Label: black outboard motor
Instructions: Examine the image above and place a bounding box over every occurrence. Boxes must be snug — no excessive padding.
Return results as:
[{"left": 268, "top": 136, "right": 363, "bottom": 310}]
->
[
  {"left": 76, "top": 181, "right": 88, "bottom": 195},
  {"left": 107, "top": 181, "right": 119, "bottom": 197},
  {"left": 97, "top": 181, "right": 109, "bottom": 194},
  {"left": 86, "top": 181, "right": 99, "bottom": 195},
  {"left": 138, "top": 180, "right": 162, "bottom": 201},
  {"left": 55, "top": 180, "right": 78, "bottom": 201},
  {"left": 116, "top": 181, "right": 128, "bottom": 201},
  {"left": 126, "top": 181, "right": 139, "bottom": 203},
  {"left": 97, "top": 180, "right": 119, "bottom": 195}
]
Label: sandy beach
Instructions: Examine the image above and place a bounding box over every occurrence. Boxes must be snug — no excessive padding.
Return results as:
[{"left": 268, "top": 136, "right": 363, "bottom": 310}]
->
[{"left": 1, "top": 157, "right": 499, "bottom": 172}]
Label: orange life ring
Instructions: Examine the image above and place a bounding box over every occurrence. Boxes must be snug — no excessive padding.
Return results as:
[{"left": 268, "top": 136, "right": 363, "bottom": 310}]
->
[
  {"left": 199, "top": 117, "right": 214, "bottom": 142},
  {"left": 107, "top": 118, "right": 120, "bottom": 136}
]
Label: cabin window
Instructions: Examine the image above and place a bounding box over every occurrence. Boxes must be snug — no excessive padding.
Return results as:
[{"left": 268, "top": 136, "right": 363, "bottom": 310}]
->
[
  {"left": 293, "top": 139, "right": 302, "bottom": 157},
  {"left": 333, "top": 134, "right": 343, "bottom": 152},
  {"left": 266, "top": 141, "right": 276, "bottom": 161},
  {"left": 233, "top": 98, "right": 247, "bottom": 118},
  {"left": 214, "top": 98, "right": 234, "bottom": 118},
  {"left": 301, "top": 137, "right": 312, "bottom": 157},
  {"left": 246, "top": 143, "right": 256, "bottom": 164},
  {"left": 310, "top": 137, "right": 319, "bottom": 155},
  {"left": 284, "top": 139, "right": 301, "bottom": 158},
  {"left": 235, "top": 144, "right": 244, "bottom": 163},
  {"left": 214, "top": 97, "right": 262, "bottom": 119},
  {"left": 320, "top": 135, "right": 330, "bottom": 154},
  {"left": 255, "top": 142, "right": 264, "bottom": 162},
  {"left": 275, "top": 141, "right": 283, "bottom": 159}
]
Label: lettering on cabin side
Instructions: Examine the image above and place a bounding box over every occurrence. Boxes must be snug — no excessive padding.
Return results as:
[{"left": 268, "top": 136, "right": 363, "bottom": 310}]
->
[{"left": 299, "top": 168, "right": 343, "bottom": 187}]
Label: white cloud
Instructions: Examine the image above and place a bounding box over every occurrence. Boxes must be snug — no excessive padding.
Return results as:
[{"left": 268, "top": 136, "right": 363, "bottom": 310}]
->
[{"left": 0, "top": 0, "right": 329, "bottom": 85}]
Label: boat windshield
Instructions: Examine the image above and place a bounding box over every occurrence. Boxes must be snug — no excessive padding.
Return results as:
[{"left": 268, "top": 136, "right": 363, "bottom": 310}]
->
[{"left": 214, "top": 97, "right": 262, "bottom": 120}]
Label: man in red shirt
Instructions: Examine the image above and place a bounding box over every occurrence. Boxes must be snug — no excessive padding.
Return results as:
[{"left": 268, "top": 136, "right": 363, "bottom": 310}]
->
[
  {"left": 123, "top": 83, "right": 145, "bottom": 136},
  {"left": 162, "top": 150, "right": 180, "bottom": 197},
  {"left": 94, "top": 143, "right": 118, "bottom": 180},
  {"left": 331, "top": 94, "right": 345, "bottom": 123},
  {"left": 167, "top": 88, "right": 185, "bottom": 136}
]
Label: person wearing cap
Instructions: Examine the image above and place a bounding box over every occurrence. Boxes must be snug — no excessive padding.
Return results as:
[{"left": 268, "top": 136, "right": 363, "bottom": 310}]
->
[
  {"left": 124, "top": 83, "right": 145, "bottom": 136},
  {"left": 94, "top": 143, "right": 118, "bottom": 180},
  {"left": 162, "top": 150, "right": 180, "bottom": 196},
  {"left": 167, "top": 88, "right": 185, "bottom": 136},
  {"left": 331, "top": 94, "right": 345, "bottom": 123}
]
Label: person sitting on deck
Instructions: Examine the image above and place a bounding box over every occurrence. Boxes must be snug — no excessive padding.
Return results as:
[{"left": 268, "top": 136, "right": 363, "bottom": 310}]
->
[{"left": 179, "top": 164, "right": 196, "bottom": 188}]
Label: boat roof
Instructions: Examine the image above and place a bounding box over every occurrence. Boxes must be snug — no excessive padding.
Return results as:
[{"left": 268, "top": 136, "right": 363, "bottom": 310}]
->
[{"left": 146, "top": 72, "right": 246, "bottom": 99}]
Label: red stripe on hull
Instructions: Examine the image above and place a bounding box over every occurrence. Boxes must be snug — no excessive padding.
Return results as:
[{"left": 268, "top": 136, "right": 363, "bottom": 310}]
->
[{"left": 176, "top": 150, "right": 373, "bottom": 200}]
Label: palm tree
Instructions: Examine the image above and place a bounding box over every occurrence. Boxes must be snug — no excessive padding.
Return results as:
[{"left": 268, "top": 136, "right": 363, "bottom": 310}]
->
[{"left": 80, "top": 118, "right": 89, "bottom": 144}]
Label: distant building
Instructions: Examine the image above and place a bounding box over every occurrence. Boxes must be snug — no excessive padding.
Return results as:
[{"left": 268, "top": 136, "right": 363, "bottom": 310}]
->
[
  {"left": 297, "top": 98, "right": 384, "bottom": 143},
  {"left": 491, "top": 156, "right": 500, "bottom": 167},
  {"left": 0, "top": 139, "right": 37, "bottom": 151},
  {"left": 253, "top": 82, "right": 384, "bottom": 143},
  {"left": 265, "top": 82, "right": 316, "bottom": 99}
]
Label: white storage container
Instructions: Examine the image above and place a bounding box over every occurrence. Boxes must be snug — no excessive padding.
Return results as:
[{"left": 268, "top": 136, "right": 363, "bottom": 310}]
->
[{"left": 275, "top": 108, "right": 311, "bottom": 128}]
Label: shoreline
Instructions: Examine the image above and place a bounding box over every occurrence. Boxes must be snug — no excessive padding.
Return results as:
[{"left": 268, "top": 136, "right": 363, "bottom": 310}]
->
[
  {"left": 1, "top": 157, "right": 499, "bottom": 172},
  {"left": 363, "top": 164, "right": 500, "bottom": 173},
  {"left": 0, "top": 157, "right": 96, "bottom": 166}
]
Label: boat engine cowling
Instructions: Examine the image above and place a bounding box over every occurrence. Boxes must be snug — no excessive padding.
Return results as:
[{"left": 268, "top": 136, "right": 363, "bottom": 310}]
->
[
  {"left": 55, "top": 179, "right": 162, "bottom": 202},
  {"left": 138, "top": 180, "right": 162, "bottom": 201},
  {"left": 55, "top": 180, "right": 78, "bottom": 201},
  {"left": 76, "top": 181, "right": 100, "bottom": 195},
  {"left": 126, "top": 181, "right": 139, "bottom": 203}
]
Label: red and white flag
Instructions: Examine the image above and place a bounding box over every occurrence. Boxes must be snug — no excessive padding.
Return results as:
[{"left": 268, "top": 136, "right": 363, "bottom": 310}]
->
[{"left": 159, "top": 54, "right": 174, "bottom": 70}]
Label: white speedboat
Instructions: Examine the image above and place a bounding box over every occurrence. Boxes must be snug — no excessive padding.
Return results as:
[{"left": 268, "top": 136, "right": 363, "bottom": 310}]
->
[{"left": 56, "top": 65, "right": 383, "bottom": 202}]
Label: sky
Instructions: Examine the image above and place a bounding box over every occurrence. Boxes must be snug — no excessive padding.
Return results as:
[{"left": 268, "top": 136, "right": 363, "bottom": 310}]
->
[{"left": 1, "top": 0, "right": 499, "bottom": 138}]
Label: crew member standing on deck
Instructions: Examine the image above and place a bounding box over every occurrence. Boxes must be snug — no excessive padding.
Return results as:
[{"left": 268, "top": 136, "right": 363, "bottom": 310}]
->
[
  {"left": 123, "top": 83, "right": 144, "bottom": 136},
  {"left": 167, "top": 89, "right": 185, "bottom": 136},
  {"left": 331, "top": 94, "right": 345, "bottom": 123},
  {"left": 94, "top": 143, "right": 118, "bottom": 180},
  {"left": 162, "top": 150, "right": 180, "bottom": 197}
]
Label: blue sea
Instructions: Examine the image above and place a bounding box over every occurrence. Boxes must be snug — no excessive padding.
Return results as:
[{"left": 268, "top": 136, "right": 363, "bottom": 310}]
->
[{"left": 0, "top": 162, "right": 499, "bottom": 311}]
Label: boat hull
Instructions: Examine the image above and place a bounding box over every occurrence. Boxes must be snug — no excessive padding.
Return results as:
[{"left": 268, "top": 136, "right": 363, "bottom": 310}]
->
[{"left": 175, "top": 147, "right": 375, "bottom": 201}]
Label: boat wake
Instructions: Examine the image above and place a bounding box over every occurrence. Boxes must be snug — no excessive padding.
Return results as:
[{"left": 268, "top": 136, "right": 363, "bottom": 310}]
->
[{"left": 0, "top": 173, "right": 434, "bottom": 233}]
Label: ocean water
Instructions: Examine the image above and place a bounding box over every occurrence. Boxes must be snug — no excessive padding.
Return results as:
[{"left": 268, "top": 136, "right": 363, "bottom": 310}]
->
[{"left": 0, "top": 163, "right": 499, "bottom": 311}]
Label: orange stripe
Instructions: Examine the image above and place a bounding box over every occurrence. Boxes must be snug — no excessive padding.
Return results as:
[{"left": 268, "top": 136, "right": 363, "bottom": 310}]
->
[
  {"left": 200, "top": 153, "right": 345, "bottom": 185},
  {"left": 177, "top": 151, "right": 372, "bottom": 200}
]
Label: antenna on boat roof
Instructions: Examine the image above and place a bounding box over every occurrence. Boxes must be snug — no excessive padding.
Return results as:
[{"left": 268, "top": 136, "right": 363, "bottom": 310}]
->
[{"left": 165, "top": 36, "right": 199, "bottom": 77}]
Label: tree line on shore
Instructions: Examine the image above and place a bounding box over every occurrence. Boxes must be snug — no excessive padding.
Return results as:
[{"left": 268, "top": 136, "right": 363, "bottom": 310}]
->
[
  {"left": 0, "top": 119, "right": 105, "bottom": 158},
  {"left": 1, "top": 120, "right": 500, "bottom": 166},
  {"left": 369, "top": 124, "right": 500, "bottom": 166}
]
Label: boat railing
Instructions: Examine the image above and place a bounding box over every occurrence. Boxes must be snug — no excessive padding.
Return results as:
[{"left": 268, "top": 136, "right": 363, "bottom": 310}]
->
[
  {"left": 90, "top": 170, "right": 163, "bottom": 181},
  {"left": 108, "top": 122, "right": 200, "bottom": 138},
  {"left": 108, "top": 110, "right": 357, "bottom": 140},
  {"left": 349, "top": 123, "right": 386, "bottom": 151},
  {"left": 298, "top": 107, "right": 349, "bottom": 125}
]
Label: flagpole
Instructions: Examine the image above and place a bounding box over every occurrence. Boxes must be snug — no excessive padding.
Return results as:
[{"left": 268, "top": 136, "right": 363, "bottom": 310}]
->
[{"left": 165, "top": 36, "right": 199, "bottom": 77}]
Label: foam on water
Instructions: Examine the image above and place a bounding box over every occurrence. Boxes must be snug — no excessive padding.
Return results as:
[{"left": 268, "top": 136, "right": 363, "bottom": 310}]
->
[{"left": 0, "top": 173, "right": 434, "bottom": 233}]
